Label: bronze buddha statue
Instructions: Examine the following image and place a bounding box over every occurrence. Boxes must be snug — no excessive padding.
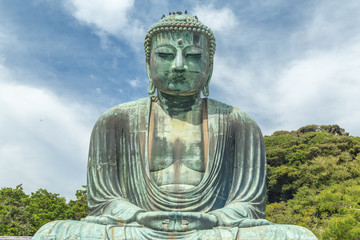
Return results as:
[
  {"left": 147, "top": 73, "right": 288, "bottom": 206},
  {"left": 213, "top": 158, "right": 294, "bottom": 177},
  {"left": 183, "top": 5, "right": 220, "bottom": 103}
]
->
[{"left": 33, "top": 13, "right": 317, "bottom": 239}]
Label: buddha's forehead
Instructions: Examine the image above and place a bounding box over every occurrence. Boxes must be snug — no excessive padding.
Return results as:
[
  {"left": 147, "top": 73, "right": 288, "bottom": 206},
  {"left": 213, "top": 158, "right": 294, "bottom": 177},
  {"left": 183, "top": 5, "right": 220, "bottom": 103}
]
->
[{"left": 151, "top": 32, "right": 208, "bottom": 49}]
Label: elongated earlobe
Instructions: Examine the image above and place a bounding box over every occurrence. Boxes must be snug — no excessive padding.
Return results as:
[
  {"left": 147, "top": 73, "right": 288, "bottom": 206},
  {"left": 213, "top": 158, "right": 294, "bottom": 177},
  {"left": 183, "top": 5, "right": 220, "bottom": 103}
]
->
[
  {"left": 146, "top": 61, "right": 156, "bottom": 95},
  {"left": 148, "top": 80, "right": 155, "bottom": 95},
  {"left": 202, "top": 63, "right": 213, "bottom": 97},
  {"left": 202, "top": 84, "right": 209, "bottom": 97}
]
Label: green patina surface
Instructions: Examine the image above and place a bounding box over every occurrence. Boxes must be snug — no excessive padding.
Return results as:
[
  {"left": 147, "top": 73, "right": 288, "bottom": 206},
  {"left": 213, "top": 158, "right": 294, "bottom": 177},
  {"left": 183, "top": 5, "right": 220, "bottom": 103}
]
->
[{"left": 33, "top": 13, "right": 317, "bottom": 239}]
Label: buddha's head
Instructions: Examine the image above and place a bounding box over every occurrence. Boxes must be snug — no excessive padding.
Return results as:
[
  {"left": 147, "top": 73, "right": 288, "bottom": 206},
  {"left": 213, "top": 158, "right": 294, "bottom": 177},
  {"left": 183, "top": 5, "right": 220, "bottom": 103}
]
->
[{"left": 145, "top": 13, "right": 216, "bottom": 97}]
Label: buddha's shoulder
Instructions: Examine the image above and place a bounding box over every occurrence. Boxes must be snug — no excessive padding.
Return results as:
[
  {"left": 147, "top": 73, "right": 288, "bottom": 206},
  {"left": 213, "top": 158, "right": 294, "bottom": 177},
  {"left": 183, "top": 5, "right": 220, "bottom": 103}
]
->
[
  {"left": 96, "top": 98, "right": 150, "bottom": 123},
  {"left": 206, "top": 98, "right": 256, "bottom": 123},
  {"left": 103, "top": 98, "right": 150, "bottom": 115}
]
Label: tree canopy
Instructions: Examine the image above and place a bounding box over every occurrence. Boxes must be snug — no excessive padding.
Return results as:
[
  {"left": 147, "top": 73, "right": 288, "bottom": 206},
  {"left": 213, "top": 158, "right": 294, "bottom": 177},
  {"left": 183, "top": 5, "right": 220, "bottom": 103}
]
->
[
  {"left": 265, "top": 124, "right": 360, "bottom": 239},
  {"left": 0, "top": 185, "right": 88, "bottom": 236}
]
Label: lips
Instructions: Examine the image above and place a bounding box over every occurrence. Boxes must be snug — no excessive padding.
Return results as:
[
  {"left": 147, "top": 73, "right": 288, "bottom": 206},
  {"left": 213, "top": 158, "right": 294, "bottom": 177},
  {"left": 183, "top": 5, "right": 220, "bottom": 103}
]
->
[{"left": 170, "top": 74, "right": 186, "bottom": 82}]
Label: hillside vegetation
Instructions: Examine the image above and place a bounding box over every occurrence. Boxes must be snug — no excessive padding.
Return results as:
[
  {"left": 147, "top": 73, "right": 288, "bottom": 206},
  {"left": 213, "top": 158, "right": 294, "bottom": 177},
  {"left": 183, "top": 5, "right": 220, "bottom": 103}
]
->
[
  {"left": 1, "top": 124, "right": 359, "bottom": 239},
  {"left": 265, "top": 125, "right": 360, "bottom": 239}
]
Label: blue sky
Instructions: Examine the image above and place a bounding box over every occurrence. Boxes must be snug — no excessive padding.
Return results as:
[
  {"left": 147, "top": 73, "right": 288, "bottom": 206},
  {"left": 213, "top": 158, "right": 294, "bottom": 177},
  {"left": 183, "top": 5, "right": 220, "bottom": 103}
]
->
[{"left": 1, "top": 0, "right": 360, "bottom": 200}]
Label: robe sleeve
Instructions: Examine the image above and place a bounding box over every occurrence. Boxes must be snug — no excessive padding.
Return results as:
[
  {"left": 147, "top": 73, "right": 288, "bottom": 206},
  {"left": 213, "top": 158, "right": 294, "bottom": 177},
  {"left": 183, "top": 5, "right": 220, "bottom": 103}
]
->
[
  {"left": 86, "top": 107, "right": 146, "bottom": 224},
  {"left": 209, "top": 109, "right": 267, "bottom": 227}
]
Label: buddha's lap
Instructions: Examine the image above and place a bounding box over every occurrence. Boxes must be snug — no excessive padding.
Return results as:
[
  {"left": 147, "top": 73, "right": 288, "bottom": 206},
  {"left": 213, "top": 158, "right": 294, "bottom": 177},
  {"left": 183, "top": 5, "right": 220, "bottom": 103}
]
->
[{"left": 33, "top": 219, "right": 317, "bottom": 240}]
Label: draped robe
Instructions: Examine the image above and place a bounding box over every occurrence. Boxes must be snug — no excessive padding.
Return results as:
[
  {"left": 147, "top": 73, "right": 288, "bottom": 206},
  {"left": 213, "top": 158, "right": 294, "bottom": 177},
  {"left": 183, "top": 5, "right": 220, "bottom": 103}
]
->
[{"left": 33, "top": 97, "right": 317, "bottom": 239}]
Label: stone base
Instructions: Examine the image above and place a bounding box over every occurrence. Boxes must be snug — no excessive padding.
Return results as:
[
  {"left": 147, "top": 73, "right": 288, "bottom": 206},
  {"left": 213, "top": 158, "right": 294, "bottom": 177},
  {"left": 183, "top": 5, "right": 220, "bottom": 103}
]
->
[{"left": 33, "top": 220, "right": 318, "bottom": 239}]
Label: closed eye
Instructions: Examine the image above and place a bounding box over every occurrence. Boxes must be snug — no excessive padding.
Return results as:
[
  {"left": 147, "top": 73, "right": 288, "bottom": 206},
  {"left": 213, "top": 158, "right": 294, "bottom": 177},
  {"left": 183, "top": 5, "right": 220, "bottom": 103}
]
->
[
  {"left": 186, "top": 53, "right": 202, "bottom": 57},
  {"left": 157, "top": 53, "right": 175, "bottom": 59},
  {"left": 185, "top": 53, "right": 202, "bottom": 59}
]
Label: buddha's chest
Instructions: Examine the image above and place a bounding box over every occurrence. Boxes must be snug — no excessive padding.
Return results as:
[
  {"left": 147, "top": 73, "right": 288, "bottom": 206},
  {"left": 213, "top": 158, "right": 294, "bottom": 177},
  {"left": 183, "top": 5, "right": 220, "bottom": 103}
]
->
[
  {"left": 149, "top": 122, "right": 204, "bottom": 171},
  {"left": 148, "top": 105, "right": 206, "bottom": 190}
]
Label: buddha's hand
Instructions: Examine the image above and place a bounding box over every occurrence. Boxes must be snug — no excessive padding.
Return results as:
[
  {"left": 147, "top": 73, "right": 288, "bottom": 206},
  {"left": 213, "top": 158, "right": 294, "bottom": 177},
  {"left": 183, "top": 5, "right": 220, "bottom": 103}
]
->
[
  {"left": 237, "top": 218, "right": 274, "bottom": 228},
  {"left": 136, "top": 211, "right": 218, "bottom": 232}
]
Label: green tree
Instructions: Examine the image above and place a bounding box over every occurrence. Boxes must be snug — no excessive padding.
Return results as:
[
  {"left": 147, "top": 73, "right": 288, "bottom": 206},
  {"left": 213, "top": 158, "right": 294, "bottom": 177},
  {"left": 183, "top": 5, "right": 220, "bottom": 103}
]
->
[
  {"left": 66, "top": 186, "right": 88, "bottom": 220},
  {"left": 265, "top": 125, "right": 360, "bottom": 239},
  {"left": 0, "top": 185, "right": 33, "bottom": 235},
  {"left": 0, "top": 185, "right": 89, "bottom": 236},
  {"left": 28, "top": 188, "right": 68, "bottom": 232}
]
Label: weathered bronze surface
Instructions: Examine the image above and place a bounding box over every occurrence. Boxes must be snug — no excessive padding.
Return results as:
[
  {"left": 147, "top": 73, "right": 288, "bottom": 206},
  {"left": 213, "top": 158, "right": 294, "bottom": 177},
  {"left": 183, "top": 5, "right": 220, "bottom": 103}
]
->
[
  {"left": 0, "top": 237, "right": 32, "bottom": 240},
  {"left": 33, "top": 13, "right": 317, "bottom": 239}
]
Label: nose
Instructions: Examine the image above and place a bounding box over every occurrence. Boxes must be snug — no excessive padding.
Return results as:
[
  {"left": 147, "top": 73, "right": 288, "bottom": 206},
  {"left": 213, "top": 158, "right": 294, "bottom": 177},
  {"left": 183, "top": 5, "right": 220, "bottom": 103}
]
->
[{"left": 171, "top": 51, "right": 186, "bottom": 72}]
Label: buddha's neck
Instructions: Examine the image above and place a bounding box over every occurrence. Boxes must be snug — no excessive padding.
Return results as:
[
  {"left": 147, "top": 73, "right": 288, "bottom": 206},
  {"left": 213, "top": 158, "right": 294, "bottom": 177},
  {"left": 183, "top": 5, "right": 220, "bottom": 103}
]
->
[{"left": 157, "top": 91, "right": 202, "bottom": 114}]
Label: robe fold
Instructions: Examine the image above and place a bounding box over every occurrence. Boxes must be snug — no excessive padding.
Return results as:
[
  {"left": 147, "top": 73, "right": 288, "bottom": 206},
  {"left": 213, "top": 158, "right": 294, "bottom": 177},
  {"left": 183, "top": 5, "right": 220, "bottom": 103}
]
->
[{"left": 33, "top": 97, "right": 318, "bottom": 239}]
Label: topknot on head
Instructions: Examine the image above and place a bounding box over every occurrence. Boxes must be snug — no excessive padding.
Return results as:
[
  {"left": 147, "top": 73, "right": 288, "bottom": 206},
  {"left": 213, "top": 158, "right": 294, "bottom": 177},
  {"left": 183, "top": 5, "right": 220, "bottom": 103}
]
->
[{"left": 144, "top": 12, "right": 216, "bottom": 63}]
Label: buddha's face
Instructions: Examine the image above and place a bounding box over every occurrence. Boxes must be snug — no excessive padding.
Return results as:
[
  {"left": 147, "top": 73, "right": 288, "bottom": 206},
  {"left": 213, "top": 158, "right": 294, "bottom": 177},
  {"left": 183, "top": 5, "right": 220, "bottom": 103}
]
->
[{"left": 148, "top": 32, "right": 212, "bottom": 96}]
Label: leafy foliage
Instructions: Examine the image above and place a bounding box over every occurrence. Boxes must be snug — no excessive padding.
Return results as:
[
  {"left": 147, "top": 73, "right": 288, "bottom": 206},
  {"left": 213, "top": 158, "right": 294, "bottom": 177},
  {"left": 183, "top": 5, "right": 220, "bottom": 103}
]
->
[
  {"left": 67, "top": 187, "right": 88, "bottom": 220},
  {"left": 0, "top": 185, "right": 88, "bottom": 236},
  {"left": 266, "top": 124, "right": 360, "bottom": 239},
  {"left": 0, "top": 185, "right": 33, "bottom": 235}
]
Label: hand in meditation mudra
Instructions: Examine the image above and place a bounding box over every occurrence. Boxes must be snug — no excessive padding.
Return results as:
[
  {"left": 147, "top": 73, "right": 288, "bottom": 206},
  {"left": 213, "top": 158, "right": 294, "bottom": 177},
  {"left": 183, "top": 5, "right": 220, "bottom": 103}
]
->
[{"left": 34, "top": 13, "right": 317, "bottom": 239}]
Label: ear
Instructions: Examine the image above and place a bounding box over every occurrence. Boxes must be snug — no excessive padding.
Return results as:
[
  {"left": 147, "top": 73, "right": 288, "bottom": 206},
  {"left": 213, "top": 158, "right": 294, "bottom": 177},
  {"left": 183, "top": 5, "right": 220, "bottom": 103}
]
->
[
  {"left": 146, "top": 61, "right": 151, "bottom": 81},
  {"left": 146, "top": 61, "right": 155, "bottom": 95},
  {"left": 202, "top": 63, "right": 213, "bottom": 97},
  {"left": 206, "top": 63, "right": 213, "bottom": 87}
]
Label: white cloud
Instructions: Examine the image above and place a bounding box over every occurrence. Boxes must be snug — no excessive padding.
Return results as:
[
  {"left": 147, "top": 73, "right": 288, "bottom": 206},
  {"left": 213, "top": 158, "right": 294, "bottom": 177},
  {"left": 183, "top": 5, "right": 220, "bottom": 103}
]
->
[
  {"left": 64, "top": 0, "right": 146, "bottom": 49},
  {"left": 303, "top": 1, "right": 360, "bottom": 49},
  {"left": 128, "top": 78, "right": 140, "bottom": 87},
  {"left": 193, "top": 5, "right": 238, "bottom": 34},
  {"left": 264, "top": 0, "right": 360, "bottom": 135},
  {"left": 0, "top": 65, "right": 97, "bottom": 200},
  {"left": 211, "top": 56, "right": 255, "bottom": 102},
  {"left": 273, "top": 40, "right": 360, "bottom": 135},
  {"left": 95, "top": 87, "right": 102, "bottom": 94},
  {"left": 68, "top": 0, "right": 133, "bottom": 33}
]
